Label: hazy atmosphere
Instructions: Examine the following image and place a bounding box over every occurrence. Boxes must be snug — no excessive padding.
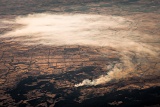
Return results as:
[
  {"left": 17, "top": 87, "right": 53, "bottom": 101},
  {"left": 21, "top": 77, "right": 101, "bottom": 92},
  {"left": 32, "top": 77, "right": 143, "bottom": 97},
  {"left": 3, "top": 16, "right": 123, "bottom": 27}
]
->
[{"left": 0, "top": 0, "right": 160, "bottom": 107}]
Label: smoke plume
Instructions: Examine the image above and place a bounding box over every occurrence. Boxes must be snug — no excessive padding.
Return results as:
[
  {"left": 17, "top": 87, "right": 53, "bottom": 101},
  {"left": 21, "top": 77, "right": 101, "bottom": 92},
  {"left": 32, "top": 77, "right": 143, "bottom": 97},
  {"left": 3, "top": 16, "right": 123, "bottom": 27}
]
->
[
  {"left": 75, "top": 66, "right": 124, "bottom": 87},
  {"left": 1, "top": 13, "right": 158, "bottom": 54},
  {"left": 1, "top": 13, "right": 159, "bottom": 87}
]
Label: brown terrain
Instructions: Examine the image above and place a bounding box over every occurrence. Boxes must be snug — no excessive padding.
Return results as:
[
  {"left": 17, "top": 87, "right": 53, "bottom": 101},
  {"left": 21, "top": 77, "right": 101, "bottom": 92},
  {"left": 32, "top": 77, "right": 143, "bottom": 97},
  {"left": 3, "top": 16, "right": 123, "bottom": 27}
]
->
[{"left": 0, "top": 0, "right": 160, "bottom": 107}]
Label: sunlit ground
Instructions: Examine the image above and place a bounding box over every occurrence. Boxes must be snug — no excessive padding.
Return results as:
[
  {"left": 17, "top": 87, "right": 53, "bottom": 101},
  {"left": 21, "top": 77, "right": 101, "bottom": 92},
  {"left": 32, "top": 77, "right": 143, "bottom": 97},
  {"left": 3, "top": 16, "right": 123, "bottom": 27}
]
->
[{"left": 0, "top": 0, "right": 160, "bottom": 106}]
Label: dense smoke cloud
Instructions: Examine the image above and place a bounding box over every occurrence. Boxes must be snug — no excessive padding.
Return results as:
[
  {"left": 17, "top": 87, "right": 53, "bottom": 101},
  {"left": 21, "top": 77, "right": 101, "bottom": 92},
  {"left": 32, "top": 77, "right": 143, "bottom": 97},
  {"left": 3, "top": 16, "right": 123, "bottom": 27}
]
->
[
  {"left": 0, "top": 15, "right": 133, "bottom": 45},
  {"left": 1, "top": 13, "right": 159, "bottom": 87},
  {"left": 1, "top": 13, "right": 158, "bottom": 54},
  {"left": 75, "top": 56, "right": 135, "bottom": 87},
  {"left": 2, "top": 13, "right": 128, "bottom": 45},
  {"left": 75, "top": 66, "right": 124, "bottom": 87}
]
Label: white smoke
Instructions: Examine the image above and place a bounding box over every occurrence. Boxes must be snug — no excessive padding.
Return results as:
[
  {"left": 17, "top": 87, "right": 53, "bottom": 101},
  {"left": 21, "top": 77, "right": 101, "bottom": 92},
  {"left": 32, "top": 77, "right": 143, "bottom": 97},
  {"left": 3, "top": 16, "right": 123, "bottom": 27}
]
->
[
  {"left": 1, "top": 13, "right": 159, "bottom": 87},
  {"left": 75, "top": 64, "right": 130, "bottom": 87},
  {"left": 1, "top": 13, "right": 158, "bottom": 55},
  {"left": 75, "top": 51, "right": 159, "bottom": 87},
  {"left": 74, "top": 52, "right": 143, "bottom": 87}
]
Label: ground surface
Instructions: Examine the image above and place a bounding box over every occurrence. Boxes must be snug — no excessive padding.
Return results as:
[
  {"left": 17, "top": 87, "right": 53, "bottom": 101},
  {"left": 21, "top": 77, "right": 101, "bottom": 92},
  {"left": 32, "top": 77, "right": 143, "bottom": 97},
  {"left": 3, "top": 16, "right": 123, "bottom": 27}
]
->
[{"left": 0, "top": 0, "right": 160, "bottom": 107}]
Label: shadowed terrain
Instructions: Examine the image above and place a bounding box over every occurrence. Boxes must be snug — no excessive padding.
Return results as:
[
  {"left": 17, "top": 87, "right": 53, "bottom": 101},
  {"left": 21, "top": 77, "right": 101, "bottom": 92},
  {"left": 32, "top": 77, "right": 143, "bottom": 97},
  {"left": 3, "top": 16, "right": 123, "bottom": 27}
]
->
[{"left": 0, "top": 0, "right": 160, "bottom": 107}]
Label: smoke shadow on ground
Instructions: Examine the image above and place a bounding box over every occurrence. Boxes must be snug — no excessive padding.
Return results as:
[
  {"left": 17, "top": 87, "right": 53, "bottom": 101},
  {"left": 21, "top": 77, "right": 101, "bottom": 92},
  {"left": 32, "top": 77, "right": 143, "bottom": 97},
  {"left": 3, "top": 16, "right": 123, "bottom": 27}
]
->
[
  {"left": 8, "top": 66, "right": 103, "bottom": 101},
  {"left": 8, "top": 72, "right": 160, "bottom": 107}
]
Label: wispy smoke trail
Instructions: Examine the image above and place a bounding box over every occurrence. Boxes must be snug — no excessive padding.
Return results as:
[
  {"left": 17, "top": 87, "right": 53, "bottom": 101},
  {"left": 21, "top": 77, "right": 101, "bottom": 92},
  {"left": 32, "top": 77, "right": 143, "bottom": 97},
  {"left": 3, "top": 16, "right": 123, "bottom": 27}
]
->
[
  {"left": 75, "top": 51, "right": 159, "bottom": 87},
  {"left": 75, "top": 63, "right": 133, "bottom": 87},
  {"left": 0, "top": 13, "right": 135, "bottom": 48},
  {"left": 1, "top": 13, "right": 159, "bottom": 88},
  {"left": 1, "top": 13, "right": 158, "bottom": 54}
]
